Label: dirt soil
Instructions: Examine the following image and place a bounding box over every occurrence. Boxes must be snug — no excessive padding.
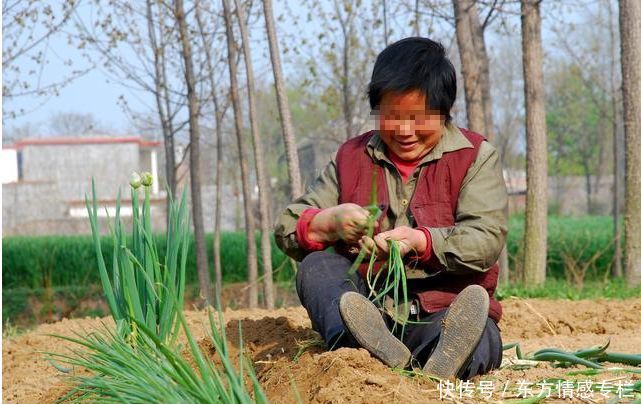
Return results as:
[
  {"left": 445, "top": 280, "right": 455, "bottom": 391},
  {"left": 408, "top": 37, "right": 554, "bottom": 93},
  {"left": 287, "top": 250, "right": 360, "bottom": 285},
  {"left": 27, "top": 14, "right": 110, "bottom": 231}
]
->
[{"left": 3, "top": 298, "right": 641, "bottom": 403}]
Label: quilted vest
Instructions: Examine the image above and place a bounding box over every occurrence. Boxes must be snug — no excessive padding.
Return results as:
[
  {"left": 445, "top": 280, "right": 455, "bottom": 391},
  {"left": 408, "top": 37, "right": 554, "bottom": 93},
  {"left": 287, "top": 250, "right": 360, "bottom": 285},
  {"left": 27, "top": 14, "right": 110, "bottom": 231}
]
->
[{"left": 335, "top": 129, "right": 502, "bottom": 322}]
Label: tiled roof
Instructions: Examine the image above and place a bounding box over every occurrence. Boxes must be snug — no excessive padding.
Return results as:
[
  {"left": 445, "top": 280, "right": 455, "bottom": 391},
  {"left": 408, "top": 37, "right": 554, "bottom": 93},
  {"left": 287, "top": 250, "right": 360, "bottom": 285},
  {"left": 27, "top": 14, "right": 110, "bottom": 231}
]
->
[{"left": 8, "top": 136, "right": 160, "bottom": 149}]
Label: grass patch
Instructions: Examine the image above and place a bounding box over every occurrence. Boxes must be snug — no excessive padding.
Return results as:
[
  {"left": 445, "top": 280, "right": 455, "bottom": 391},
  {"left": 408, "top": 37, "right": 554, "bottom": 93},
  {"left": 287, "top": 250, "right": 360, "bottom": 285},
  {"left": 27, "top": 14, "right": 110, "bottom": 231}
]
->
[
  {"left": 507, "top": 215, "right": 618, "bottom": 281},
  {"left": 496, "top": 277, "right": 641, "bottom": 300},
  {"left": 4, "top": 215, "right": 621, "bottom": 292}
]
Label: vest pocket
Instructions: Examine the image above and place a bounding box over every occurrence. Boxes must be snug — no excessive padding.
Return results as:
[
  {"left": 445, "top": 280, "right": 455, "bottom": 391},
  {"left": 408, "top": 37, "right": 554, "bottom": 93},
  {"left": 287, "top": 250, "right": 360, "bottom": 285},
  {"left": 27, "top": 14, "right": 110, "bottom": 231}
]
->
[{"left": 411, "top": 201, "right": 455, "bottom": 227}]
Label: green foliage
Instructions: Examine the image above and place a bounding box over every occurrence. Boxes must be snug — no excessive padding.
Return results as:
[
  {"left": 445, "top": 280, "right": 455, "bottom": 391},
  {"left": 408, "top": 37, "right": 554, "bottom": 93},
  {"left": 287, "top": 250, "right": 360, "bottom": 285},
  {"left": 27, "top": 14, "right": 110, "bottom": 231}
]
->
[
  {"left": 47, "top": 178, "right": 267, "bottom": 403},
  {"left": 2, "top": 288, "right": 30, "bottom": 323},
  {"left": 496, "top": 277, "right": 641, "bottom": 300},
  {"left": 2, "top": 232, "right": 293, "bottom": 290},
  {"left": 3, "top": 318, "right": 22, "bottom": 339},
  {"left": 48, "top": 309, "right": 267, "bottom": 403},
  {"left": 2, "top": 284, "right": 106, "bottom": 327},
  {"left": 546, "top": 63, "right": 611, "bottom": 177},
  {"left": 4, "top": 215, "right": 634, "bottom": 301},
  {"left": 507, "top": 215, "right": 619, "bottom": 281},
  {"left": 85, "top": 177, "right": 191, "bottom": 342}
]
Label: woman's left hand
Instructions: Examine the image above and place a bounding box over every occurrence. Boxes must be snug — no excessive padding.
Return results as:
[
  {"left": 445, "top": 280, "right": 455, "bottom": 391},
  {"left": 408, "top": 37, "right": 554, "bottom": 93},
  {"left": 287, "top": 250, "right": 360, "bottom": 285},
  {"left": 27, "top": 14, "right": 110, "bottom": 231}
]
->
[{"left": 359, "top": 226, "right": 427, "bottom": 259}]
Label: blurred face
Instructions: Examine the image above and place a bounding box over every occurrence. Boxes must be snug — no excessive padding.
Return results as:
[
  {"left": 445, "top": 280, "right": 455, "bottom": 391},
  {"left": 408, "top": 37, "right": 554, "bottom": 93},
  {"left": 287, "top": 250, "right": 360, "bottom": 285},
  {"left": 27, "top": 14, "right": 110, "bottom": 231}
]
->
[{"left": 376, "top": 90, "right": 445, "bottom": 161}]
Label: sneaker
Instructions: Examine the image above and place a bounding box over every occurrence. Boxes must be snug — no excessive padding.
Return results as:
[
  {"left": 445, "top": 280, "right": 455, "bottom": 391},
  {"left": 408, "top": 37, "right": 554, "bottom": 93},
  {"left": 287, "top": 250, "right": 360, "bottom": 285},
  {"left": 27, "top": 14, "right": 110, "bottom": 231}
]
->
[
  {"left": 338, "top": 291, "right": 412, "bottom": 369},
  {"left": 422, "top": 285, "right": 490, "bottom": 379}
]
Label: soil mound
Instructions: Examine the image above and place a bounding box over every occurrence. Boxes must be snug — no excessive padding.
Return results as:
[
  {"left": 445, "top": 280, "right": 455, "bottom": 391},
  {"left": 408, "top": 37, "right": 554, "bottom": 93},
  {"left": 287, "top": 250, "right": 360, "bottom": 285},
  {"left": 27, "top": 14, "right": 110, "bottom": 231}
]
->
[{"left": 3, "top": 299, "right": 640, "bottom": 403}]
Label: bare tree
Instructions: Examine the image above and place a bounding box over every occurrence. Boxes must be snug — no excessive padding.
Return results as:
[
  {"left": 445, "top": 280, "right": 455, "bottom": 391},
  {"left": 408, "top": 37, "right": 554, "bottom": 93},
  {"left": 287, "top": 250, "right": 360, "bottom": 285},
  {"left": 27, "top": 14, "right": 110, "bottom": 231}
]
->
[
  {"left": 607, "top": 0, "right": 623, "bottom": 277},
  {"left": 174, "top": 0, "right": 211, "bottom": 305},
  {"left": 619, "top": 0, "right": 641, "bottom": 286},
  {"left": 468, "top": 2, "right": 495, "bottom": 144},
  {"left": 335, "top": 0, "right": 358, "bottom": 141},
  {"left": 74, "top": 0, "right": 190, "bottom": 201},
  {"left": 146, "top": 0, "right": 178, "bottom": 198},
  {"left": 453, "top": 0, "right": 486, "bottom": 134},
  {"left": 234, "top": 0, "right": 275, "bottom": 309},
  {"left": 48, "top": 112, "right": 105, "bottom": 135},
  {"left": 521, "top": 0, "right": 547, "bottom": 285},
  {"left": 453, "top": 0, "right": 506, "bottom": 282},
  {"left": 414, "top": 0, "right": 421, "bottom": 35},
  {"left": 301, "top": 0, "right": 377, "bottom": 144},
  {"left": 222, "top": 0, "right": 260, "bottom": 308},
  {"left": 194, "top": 2, "right": 225, "bottom": 301},
  {"left": 2, "top": 0, "right": 91, "bottom": 120},
  {"left": 262, "top": 0, "right": 303, "bottom": 199}
]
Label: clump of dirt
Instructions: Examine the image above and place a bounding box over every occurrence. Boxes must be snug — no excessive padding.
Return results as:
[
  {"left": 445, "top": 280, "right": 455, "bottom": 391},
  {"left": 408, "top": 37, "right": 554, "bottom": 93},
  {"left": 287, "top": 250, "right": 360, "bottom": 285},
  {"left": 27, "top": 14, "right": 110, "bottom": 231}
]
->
[{"left": 3, "top": 299, "right": 641, "bottom": 403}]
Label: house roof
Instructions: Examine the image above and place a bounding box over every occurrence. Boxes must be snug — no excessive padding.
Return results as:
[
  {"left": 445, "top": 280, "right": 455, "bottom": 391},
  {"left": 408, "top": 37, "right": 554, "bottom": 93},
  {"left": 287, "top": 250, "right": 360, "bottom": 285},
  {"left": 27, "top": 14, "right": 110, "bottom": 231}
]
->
[{"left": 7, "top": 136, "right": 161, "bottom": 149}]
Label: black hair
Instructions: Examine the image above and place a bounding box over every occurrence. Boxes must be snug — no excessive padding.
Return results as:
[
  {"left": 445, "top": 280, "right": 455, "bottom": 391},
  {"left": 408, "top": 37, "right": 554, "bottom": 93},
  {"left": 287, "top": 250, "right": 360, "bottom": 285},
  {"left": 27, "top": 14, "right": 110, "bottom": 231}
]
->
[{"left": 368, "top": 37, "right": 457, "bottom": 123}]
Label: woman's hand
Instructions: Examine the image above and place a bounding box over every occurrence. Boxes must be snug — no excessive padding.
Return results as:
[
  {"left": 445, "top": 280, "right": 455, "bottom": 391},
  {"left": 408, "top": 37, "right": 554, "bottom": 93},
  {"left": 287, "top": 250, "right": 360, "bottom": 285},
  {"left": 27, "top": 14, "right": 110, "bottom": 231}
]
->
[
  {"left": 359, "top": 226, "right": 427, "bottom": 259},
  {"left": 308, "top": 203, "right": 374, "bottom": 244}
]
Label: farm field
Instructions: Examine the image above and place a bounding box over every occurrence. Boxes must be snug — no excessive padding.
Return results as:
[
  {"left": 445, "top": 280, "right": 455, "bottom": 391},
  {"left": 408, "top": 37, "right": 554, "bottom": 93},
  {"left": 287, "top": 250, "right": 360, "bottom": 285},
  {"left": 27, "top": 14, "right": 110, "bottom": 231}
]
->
[{"left": 3, "top": 297, "right": 640, "bottom": 403}]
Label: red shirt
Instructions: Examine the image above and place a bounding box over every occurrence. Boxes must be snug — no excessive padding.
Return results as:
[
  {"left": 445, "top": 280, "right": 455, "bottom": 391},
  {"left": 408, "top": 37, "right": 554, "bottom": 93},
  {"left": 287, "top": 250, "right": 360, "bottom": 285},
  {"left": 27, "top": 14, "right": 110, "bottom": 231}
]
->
[{"left": 386, "top": 149, "right": 421, "bottom": 183}]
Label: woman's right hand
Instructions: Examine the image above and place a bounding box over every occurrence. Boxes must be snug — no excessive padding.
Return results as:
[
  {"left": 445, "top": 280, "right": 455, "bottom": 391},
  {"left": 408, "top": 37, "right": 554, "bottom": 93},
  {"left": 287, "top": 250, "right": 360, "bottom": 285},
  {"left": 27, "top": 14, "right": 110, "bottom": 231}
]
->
[{"left": 308, "top": 203, "right": 372, "bottom": 244}]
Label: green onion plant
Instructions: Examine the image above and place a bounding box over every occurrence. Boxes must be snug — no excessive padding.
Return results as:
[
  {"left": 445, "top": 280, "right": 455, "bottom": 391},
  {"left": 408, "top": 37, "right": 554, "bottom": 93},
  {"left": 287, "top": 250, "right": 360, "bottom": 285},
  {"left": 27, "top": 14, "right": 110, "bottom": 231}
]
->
[
  {"left": 47, "top": 307, "right": 266, "bottom": 403},
  {"left": 502, "top": 340, "right": 641, "bottom": 369},
  {"left": 48, "top": 174, "right": 267, "bottom": 403},
  {"left": 85, "top": 173, "right": 189, "bottom": 344}
]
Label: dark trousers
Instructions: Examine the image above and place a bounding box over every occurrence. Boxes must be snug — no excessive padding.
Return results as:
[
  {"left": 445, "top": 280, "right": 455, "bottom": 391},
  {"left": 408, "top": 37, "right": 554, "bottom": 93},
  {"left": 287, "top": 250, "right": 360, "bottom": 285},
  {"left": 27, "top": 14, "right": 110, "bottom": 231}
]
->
[{"left": 296, "top": 251, "right": 503, "bottom": 379}]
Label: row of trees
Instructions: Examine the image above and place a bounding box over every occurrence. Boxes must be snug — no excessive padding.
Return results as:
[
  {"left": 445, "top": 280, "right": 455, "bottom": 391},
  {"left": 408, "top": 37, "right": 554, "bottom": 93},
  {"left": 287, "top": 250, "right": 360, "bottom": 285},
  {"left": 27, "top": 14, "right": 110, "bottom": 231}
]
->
[{"left": 3, "top": 0, "right": 640, "bottom": 306}]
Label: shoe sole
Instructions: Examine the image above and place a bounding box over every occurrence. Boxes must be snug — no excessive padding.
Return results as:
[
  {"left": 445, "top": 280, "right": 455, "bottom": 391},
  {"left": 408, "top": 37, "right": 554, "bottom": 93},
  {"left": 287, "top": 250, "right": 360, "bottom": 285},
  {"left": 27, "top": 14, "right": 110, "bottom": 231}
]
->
[
  {"left": 339, "top": 292, "right": 411, "bottom": 369},
  {"left": 422, "top": 285, "right": 489, "bottom": 379}
]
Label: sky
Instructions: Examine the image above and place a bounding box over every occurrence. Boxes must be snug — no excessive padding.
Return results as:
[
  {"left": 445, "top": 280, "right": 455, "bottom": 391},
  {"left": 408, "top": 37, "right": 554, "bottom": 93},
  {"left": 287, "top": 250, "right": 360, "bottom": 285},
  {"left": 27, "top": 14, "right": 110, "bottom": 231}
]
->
[
  {"left": 2, "top": 0, "right": 596, "bottom": 141},
  {"left": 2, "top": 0, "right": 314, "bottom": 138}
]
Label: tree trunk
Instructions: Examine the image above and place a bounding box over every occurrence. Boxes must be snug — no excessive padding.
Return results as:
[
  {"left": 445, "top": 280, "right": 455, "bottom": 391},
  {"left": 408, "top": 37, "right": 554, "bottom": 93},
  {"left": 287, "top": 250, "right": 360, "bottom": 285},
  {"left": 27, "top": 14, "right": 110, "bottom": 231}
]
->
[
  {"left": 414, "top": 0, "right": 420, "bottom": 36},
  {"left": 521, "top": 0, "right": 547, "bottom": 285},
  {"left": 382, "top": 0, "right": 388, "bottom": 46},
  {"left": 342, "top": 31, "right": 353, "bottom": 141},
  {"left": 222, "top": 0, "right": 260, "bottom": 308},
  {"left": 609, "top": 0, "right": 623, "bottom": 276},
  {"left": 454, "top": 0, "right": 507, "bottom": 282},
  {"left": 468, "top": 2, "right": 495, "bottom": 144},
  {"left": 233, "top": 167, "right": 241, "bottom": 232},
  {"left": 174, "top": 0, "right": 211, "bottom": 305},
  {"left": 453, "top": 0, "right": 485, "bottom": 134},
  {"left": 262, "top": 0, "right": 303, "bottom": 199},
  {"left": 333, "top": 0, "right": 355, "bottom": 141},
  {"left": 194, "top": 3, "right": 223, "bottom": 303},
  {"left": 213, "top": 97, "right": 224, "bottom": 304},
  {"left": 235, "top": 0, "right": 274, "bottom": 309},
  {"left": 145, "top": 0, "right": 176, "bottom": 222},
  {"left": 610, "top": 0, "right": 623, "bottom": 275},
  {"left": 620, "top": 0, "right": 641, "bottom": 286}
]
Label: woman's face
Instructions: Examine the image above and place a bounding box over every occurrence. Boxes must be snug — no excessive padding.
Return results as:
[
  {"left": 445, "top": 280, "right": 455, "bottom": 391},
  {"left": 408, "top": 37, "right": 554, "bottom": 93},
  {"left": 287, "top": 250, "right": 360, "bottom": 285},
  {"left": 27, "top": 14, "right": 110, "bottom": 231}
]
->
[{"left": 376, "top": 89, "right": 445, "bottom": 161}]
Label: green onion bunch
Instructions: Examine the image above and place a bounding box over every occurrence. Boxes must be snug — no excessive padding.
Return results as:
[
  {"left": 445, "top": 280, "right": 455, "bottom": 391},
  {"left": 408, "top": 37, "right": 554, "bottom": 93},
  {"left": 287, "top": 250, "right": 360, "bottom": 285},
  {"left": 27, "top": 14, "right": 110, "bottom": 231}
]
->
[
  {"left": 503, "top": 340, "right": 641, "bottom": 370},
  {"left": 49, "top": 175, "right": 267, "bottom": 403},
  {"left": 48, "top": 308, "right": 266, "bottom": 403},
  {"left": 85, "top": 174, "right": 189, "bottom": 344},
  {"left": 365, "top": 239, "right": 411, "bottom": 338},
  {"left": 347, "top": 170, "right": 413, "bottom": 337}
]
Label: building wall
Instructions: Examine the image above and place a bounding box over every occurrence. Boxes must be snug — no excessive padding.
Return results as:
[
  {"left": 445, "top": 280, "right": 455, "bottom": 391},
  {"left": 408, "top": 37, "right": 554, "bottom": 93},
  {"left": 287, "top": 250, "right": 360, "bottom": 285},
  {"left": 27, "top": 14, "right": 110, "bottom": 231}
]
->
[
  {"left": 2, "top": 181, "right": 168, "bottom": 236},
  {"left": 3, "top": 141, "right": 168, "bottom": 236},
  {"left": 21, "top": 143, "right": 140, "bottom": 200},
  {"left": 3, "top": 181, "right": 66, "bottom": 235}
]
